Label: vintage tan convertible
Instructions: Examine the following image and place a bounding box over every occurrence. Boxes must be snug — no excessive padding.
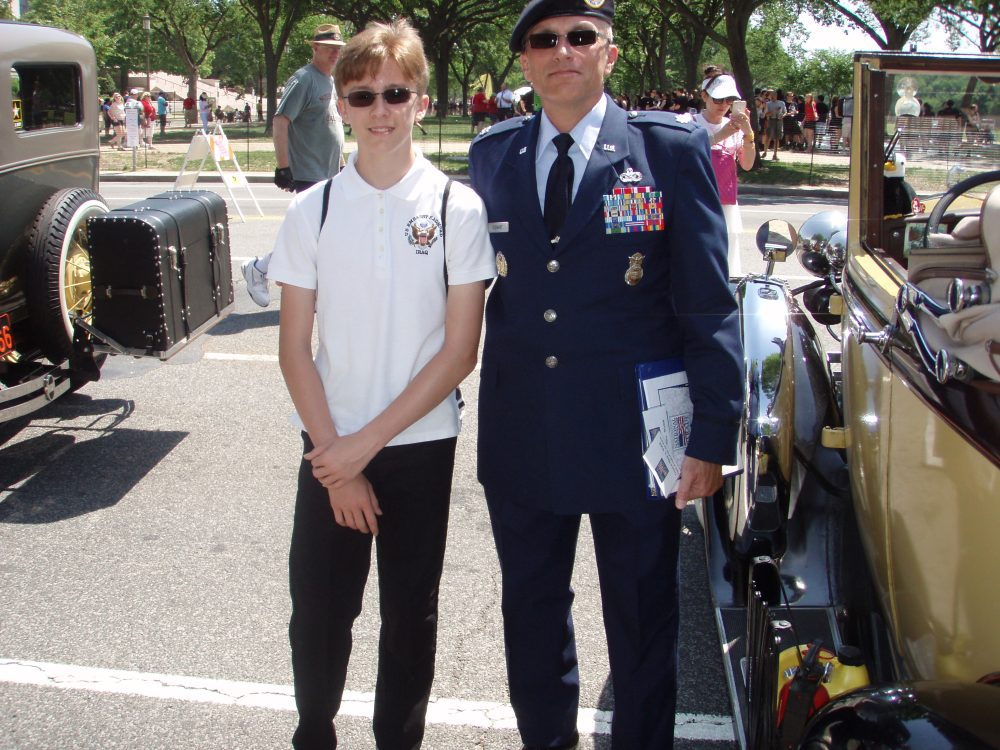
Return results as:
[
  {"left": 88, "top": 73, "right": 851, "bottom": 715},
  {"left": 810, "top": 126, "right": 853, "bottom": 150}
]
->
[{"left": 703, "top": 51, "right": 1000, "bottom": 748}]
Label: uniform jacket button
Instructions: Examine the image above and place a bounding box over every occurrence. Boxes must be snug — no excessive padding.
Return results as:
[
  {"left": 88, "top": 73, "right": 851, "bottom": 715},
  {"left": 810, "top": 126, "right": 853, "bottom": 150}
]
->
[
  {"left": 545, "top": 355, "right": 559, "bottom": 368},
  {"left": 543, "top": 309, "right": 557, "bottom": 323},
  {"left": 547, "top": 259, "right": 560, "bottom": 272}
]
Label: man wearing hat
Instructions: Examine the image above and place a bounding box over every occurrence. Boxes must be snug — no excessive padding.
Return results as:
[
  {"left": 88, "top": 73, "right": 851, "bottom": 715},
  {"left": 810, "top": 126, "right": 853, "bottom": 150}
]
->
[
  {"left": 468, "top": 0, "right": 743, "bottom": 747},
  {"left": 242, "top": 23, "right": 347, "bottom": 306}
]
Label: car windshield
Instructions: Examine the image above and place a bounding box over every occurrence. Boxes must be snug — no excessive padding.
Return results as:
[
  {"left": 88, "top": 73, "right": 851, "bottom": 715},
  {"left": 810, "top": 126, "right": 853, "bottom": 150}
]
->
[{"left": 884, "top": 69, "right": 998, "bottom": 199}]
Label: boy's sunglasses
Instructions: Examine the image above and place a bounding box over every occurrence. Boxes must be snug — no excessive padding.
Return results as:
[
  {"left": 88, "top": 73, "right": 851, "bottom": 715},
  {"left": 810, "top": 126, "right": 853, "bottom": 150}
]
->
[
  {"left": 526, "top": 29, "right": 605, "bottom": 49},
  {"left": 345, "top": 88, "right": 416, "bottom": 107}
]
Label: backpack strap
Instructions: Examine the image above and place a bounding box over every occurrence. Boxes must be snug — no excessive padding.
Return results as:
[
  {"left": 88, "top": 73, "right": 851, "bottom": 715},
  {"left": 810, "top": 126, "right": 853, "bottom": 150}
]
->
[
  {"left": 442, "top": 178, "right": 453, "bottom": 289},
  {"left": 439, "top": 178, "right": 464, "bottom": 412},
  {"left": 320, "top": 178, "right": 333, "bottom": 230}
]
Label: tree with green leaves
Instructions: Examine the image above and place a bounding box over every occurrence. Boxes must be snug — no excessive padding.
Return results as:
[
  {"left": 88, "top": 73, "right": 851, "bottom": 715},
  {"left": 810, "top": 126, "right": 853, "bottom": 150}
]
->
[
  {"left": 237, "top": 0, "right": 320, "bottom": 133},
  {"left": 654, "top": 0, "right": 771, "bottom": 145},
  {"left": 24, "top": 0, "right": 150, "bottom": 93},
  {"left": 323, "top": 0, "right": 522, "bottom": 123},
  {"left": 809, "top": 0, "right": 938, "bottom": 50},
  {"left": 449, "top": 31, "right": 518, "bottom": 117},
  {"left": 149, "top": 0, "right": 238, "bottom": 104},
  {"left": 938, "top": 0, "right": 999, "bottom": 53},
  {"left": 628, "top": 0, "right": 723, "bottom": 91}
]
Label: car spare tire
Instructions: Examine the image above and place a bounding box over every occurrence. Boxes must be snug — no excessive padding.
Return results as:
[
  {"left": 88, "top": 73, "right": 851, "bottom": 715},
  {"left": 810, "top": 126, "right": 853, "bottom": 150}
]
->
[{"left": 25, "top": 187, "right": 109, "bottom": 363}]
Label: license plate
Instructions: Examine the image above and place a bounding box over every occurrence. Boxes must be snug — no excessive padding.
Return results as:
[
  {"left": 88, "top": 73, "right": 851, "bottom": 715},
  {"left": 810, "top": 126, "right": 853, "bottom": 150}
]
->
[{"left": 0, "top": 313, "right": 12, "bottom": 357}]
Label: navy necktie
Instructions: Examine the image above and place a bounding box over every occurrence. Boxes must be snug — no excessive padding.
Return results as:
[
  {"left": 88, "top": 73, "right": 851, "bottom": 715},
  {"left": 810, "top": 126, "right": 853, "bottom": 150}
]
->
[{"left": 544, "top": 133, "right": 575, "bottom": 241}]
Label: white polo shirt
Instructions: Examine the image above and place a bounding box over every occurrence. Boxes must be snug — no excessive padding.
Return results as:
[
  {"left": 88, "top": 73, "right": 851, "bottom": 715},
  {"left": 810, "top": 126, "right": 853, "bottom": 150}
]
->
[{"left": 269, "top": 151, "right": 497, "bottom": 446}]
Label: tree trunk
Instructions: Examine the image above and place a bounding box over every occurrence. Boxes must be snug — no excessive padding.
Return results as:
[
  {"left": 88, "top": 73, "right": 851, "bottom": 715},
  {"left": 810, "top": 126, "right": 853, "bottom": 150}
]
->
[
  {"left": 726, "top": 8, "right": 761, "bottom": 168},
  {"left": 433, "top": 46, "right": 451, "bottom": 120},
  {"left": 263, "top": 45, "right": 279, "bottom": 136}
]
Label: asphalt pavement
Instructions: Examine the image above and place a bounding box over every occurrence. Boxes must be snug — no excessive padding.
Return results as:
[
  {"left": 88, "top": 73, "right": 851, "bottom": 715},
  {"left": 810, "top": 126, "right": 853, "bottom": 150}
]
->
[{"left": 1, "top": 179, "right": 846, "bottom": 749}]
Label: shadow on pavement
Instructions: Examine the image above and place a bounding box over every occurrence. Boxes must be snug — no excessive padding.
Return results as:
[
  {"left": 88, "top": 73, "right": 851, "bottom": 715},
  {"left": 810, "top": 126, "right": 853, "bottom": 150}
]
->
[
  {"left": 207, "top": 309, "right": 280, "bottom": 335},
  {"left": 0, "top": 395, "right": 186, "bottom": 524}
]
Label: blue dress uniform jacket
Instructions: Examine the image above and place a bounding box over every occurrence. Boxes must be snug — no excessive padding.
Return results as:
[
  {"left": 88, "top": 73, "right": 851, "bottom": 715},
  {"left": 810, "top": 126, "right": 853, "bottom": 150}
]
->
[{"left": 469, "top": 96, "right": 743, "bottom": 514}]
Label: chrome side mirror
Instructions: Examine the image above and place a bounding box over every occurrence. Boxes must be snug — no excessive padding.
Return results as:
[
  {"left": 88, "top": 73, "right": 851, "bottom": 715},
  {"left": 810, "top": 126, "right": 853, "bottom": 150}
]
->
[{"left": 756, "top": 220, "right": 797, "bottom": 264}]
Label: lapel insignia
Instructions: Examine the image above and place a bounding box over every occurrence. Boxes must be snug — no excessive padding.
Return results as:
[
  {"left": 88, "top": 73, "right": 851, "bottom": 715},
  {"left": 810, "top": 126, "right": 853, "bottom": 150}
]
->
[
  {"left": 625, "top": 253, "right": 645, "bottom": 286},
  {"left": 620, "top": 167, "right": 642, "bottom": 184},
  {"left": 602, "top": 143, "right": 616, "bottom": 152},
  {"left": 496, "top": 251, "right": 508, "bottom": 278},
  {"left": 519, "top": 146, "right": 528, "bottom": 155}
]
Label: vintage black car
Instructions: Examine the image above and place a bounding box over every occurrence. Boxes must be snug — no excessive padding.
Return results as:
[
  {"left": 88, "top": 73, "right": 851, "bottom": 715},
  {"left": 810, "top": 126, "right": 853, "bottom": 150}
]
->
[
  {"left": 0, "top": 21, "right": 110, "bottom": 422},
  {"left": 1, "top": 21, "right": 232, "bottom": 424},
  {"left": 703, "top": 52, "right": 1000, "bottom": 748}
]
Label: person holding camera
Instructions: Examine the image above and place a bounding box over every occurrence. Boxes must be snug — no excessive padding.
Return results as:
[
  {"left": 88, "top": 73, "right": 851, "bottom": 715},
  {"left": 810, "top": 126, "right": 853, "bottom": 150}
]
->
[
  {"left": 694, "top": 66, "right": 754, "bottom": 276},
  {"left": 242, "top": 23, "right": 348, "bottom": 307}
]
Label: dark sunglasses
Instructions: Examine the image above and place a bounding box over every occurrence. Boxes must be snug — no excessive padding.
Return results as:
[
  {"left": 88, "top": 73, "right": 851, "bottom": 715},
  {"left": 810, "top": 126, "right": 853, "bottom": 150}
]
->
[
  {"left": 526, "top": 29, "right": 604, "bottom": 49},
  {"left": 345, "top": 88, "right": 416, "bottom": 107},
  {"left": 712, "top": 96, "right": 737, "bottom": 105}
]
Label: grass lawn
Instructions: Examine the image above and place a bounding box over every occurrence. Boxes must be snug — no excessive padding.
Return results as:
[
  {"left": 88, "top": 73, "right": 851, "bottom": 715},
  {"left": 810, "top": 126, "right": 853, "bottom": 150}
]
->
[
  {"left": 100, "top": 116, "right": 476, "bottom": 175},
  {"left": 146, "top": 115, "right": 477, "bottom": 144},
  {"left": 741, "top": 159, "right": 850, "bottom": 187},
  {"left": 100, "top": 146, "right": 470, "bottom": 176}
]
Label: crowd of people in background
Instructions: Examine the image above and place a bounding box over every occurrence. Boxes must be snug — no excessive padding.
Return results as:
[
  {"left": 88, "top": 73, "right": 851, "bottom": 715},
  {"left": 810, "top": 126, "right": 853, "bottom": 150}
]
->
[
  {"left": 608, "top": 85, "right": 854, "bottom": 156},
  {"left": 100, "top": 88, "right": 264, "bottom": 150},
  {"left": 100, "top": 89, "right": 158, "bottom": 149},
  {"left": 97, "top": 76, "right": 993, "bottom": 155}
]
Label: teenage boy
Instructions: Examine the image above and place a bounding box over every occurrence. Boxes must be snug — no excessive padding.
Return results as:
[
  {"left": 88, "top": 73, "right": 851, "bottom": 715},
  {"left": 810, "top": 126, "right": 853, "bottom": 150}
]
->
[{"left": 267, "top": 18, "right": 496, "bottom": 750}]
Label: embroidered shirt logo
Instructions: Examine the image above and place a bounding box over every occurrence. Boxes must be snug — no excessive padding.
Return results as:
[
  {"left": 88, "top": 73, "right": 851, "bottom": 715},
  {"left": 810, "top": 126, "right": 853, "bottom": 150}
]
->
[{"left": 405, "top": 215, "right": 442, "bottom": 254}]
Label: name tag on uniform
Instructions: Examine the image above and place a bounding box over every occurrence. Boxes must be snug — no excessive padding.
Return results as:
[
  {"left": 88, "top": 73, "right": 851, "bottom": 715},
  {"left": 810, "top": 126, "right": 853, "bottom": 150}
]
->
[
  {"left": 488, "top": 221, "right": 509, "bottom": 233},
  {"left": 603, "top": 186, "right": 664, "bottom": 234}
]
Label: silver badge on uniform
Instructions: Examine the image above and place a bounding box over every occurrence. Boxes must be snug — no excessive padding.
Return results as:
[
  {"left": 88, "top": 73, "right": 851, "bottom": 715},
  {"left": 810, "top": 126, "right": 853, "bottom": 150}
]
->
[
  {"left": 620, "top": 167, "right": 643, "bottom": 184},
  {"left": 625, "top": 253, "right": 645, "bottom": 286}
]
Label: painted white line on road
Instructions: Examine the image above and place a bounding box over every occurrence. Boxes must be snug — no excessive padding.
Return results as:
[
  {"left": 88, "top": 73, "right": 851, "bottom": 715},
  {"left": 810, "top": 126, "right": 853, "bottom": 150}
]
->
[
  {"left": 0, "top": 658, "right": 735, "bottom": 741},
  {"left": 203, "top": 352, "right": 279, "bottom": 363}
]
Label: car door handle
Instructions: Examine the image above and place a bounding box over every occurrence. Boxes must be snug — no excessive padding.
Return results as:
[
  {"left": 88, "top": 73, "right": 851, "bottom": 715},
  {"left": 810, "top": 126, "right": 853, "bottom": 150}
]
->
[{"left": 853, "top": 322, "right": 892, "bottom": 348}]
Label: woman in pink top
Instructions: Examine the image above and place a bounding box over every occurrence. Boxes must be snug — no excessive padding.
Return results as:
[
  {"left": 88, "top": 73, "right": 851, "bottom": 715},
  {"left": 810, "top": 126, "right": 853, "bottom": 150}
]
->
[{"left": 694, "top": 66, "right": 755, "bottom": 276}]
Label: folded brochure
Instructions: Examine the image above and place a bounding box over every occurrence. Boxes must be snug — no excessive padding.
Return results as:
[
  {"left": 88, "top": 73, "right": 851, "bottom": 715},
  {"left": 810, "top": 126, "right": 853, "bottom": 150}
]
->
[{"left": 637, "top": 359, "right": 741, "bottom": 499}]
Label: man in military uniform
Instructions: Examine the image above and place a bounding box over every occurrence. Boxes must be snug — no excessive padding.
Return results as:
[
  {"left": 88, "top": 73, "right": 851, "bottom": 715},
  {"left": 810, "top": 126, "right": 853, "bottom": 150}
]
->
[{"left": 467, "top": 0, "right": 743, "bottom": 747}]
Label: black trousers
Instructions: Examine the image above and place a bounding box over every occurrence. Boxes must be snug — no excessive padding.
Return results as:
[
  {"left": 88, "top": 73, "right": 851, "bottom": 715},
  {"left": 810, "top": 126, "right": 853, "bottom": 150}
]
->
[
  {"left": 486, "top": 494, "right": 682, "bottom": 749},
  {"left": 289, "top": 434, "right": 457, "bottom": 750}
]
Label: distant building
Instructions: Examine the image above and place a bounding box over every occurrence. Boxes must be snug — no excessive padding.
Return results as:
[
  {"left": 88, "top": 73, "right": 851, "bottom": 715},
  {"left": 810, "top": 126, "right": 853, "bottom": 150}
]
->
[{"left": 5, "top": 0, "right": 28, "bottom": 18}]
